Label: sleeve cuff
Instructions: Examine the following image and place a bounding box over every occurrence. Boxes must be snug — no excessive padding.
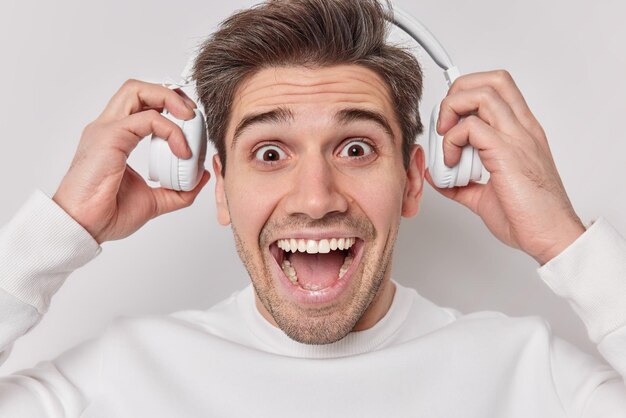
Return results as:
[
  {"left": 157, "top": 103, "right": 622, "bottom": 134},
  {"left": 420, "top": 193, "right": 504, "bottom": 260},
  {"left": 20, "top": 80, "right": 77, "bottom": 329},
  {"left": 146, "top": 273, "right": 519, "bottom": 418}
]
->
[
  {"left": 537, "top": 217, "right": 626, "bottom": 343},
  {"left": 0, "top": 189, "right": 102, "bottom": 314}
]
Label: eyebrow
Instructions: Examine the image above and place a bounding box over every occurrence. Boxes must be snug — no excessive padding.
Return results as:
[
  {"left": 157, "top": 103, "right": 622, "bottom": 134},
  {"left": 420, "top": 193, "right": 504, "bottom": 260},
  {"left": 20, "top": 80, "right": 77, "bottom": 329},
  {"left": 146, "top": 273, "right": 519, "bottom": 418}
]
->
[
  {"left": 230, "top": 106, "right": 395, "bottom": 149},
  {"left": 334, "top": 108, "right": 395, "bottom": 143},
  {"left": 232, "top": 107, "right": 295, "bottom": 149}
]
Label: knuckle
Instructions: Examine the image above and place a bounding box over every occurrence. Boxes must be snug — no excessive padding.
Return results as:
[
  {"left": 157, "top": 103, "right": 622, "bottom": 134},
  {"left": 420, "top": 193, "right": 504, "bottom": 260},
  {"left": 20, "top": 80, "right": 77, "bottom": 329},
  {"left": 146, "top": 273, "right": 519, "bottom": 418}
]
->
[
  {"left": 81, "top": 121, "right": 99, "bottom": 138},
  {"left": 441, "top": 99, "right": 458, "bottom": 117},
  {"left": 145, "top": 109, "right": 160, "bottom": 119},
  {"left": 440, "top": 97, "right": 450, "bottom": 112},
  {"left": 478, "top": 86, "right": 497, "bottom": 101},
  {"left": 442, "top": 137, "right": 455, "bottom": 152},
  {"left": 443, "top": 127, "right": 461, "bottom": 146},
  {"left": 449, "top": 75, "right": 465, "bottom": 93},
  {"left": 121, "top": 78, "right": 140, "bottom": 92},
  {"left": 464, "top": 114, "right": 481, "bottom": 127},
  {"left": 494, "top": 69, "right": 513, "bottom": 85}
]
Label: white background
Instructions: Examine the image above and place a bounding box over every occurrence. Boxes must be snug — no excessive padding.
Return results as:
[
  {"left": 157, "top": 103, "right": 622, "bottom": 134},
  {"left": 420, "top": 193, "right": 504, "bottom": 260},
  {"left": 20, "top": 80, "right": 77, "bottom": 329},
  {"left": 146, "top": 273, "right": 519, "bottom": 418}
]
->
[{"left": 0, "top": 0, "right": 624, "bottom": 374}]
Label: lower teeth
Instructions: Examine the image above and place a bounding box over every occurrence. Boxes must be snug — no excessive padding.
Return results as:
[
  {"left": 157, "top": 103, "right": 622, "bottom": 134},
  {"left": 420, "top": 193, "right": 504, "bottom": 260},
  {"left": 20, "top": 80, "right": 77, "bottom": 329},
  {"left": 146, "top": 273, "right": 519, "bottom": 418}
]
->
[
  {"left": 281, "top": 259, "right": 297, "bottom": 284},
  {"left": 281, "top": 254, "right": 354, "bottom": 286}
]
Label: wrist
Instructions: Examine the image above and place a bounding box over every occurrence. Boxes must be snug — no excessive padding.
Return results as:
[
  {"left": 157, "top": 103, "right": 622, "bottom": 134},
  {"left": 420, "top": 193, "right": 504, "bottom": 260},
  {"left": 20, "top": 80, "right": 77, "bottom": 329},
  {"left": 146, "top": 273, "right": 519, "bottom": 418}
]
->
[
  {"left": 533, "top": 216, "right": 586, "bottom": 265},
  {"left": 51, "top": 190, "right": 103, "bottom": 245}
]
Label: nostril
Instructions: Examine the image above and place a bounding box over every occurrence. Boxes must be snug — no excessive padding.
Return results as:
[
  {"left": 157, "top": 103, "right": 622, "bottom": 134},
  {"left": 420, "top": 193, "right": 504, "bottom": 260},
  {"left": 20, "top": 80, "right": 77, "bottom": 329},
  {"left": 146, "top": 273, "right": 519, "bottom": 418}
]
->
[{"left": 286, "top": 194, "right": 349, "bottom": 220}]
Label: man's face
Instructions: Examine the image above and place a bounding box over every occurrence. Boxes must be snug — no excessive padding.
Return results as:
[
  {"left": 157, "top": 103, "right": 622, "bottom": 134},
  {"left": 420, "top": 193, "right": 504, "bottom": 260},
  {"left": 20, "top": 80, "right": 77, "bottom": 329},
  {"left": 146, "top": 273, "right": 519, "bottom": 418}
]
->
[{"left": 213, "top": 65, "right": 424, "bottom": 344}]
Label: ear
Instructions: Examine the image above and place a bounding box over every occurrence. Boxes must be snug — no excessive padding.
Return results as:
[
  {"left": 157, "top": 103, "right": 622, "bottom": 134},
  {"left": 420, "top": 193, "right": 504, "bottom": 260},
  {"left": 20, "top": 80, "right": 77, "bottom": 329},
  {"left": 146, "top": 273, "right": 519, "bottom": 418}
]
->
[
  {"left": 401, "top": 144, "right": 425, "bottom": 218},
  {"left": 212, "top": 154, "right": 231, "bottom": 226}
]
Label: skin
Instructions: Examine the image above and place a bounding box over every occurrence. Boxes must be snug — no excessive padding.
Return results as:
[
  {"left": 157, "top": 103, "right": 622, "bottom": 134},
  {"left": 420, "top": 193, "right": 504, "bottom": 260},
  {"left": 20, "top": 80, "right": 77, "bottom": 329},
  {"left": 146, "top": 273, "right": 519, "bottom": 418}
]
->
[
  {"left": 212, "top": 65, "right": 424, "bottom": 343},
  {"left": 52, "top": 65, "right": 585, "bottom": 345},
  {"left": 434, "top": 70, "right": 585, "bottom": 265}
]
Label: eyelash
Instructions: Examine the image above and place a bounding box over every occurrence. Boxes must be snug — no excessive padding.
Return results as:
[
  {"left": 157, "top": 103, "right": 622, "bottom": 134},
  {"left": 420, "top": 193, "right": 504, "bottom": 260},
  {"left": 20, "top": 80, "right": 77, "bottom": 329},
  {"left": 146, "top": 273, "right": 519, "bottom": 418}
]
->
[
  {"left": 338, "top": 139, "right": 378, "bottom": 161},
  {"left": 250, "top": 138, "right": 378, "bottom": 166},
  {"left": 250, "top": 142, "right": 288, "bottom": 168}
]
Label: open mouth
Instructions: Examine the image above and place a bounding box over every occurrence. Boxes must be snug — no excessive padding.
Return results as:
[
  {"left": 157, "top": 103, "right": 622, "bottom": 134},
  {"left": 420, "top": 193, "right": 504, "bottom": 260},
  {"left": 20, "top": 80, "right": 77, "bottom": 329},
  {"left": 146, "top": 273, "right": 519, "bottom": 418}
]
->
[{"left": 270, "top": 237, "right": 364, "bottom": 292}]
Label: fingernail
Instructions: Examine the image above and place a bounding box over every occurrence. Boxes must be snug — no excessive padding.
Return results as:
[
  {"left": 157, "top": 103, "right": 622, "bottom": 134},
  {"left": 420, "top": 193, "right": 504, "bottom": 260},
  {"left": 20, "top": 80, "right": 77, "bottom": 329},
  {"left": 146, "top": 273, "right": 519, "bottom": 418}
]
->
[{"left": 181, "top": 143, "right": 192, "bottom": 160}]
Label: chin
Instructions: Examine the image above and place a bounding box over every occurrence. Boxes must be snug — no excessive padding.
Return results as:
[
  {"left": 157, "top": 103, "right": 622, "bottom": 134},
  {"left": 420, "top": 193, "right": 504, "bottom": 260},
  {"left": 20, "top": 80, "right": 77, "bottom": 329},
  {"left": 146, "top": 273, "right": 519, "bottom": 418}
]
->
[{"left": 253, "top": 244, "right": 389, "bottom": 345}]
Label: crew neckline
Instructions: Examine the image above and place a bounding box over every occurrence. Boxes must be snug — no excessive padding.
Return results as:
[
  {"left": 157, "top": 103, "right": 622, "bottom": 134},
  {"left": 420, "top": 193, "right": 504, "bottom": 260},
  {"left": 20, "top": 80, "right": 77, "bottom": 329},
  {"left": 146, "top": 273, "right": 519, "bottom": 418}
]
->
[{"left": 237, "top": 279, "right": 415, "bottom": 358}]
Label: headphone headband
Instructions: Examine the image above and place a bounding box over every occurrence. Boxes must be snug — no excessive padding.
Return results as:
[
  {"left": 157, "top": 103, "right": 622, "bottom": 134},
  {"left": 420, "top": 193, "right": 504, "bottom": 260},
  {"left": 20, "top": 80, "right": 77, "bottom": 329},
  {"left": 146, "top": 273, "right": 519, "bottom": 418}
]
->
[
  {"left": 390, "top": 6, "right": 460, "bottom": 86},
  {"left": 153, "top": 3, "right": 484, "bottom": 193},
  {"left": 170, "top": 5, "right": 459, "bottom": 89}
]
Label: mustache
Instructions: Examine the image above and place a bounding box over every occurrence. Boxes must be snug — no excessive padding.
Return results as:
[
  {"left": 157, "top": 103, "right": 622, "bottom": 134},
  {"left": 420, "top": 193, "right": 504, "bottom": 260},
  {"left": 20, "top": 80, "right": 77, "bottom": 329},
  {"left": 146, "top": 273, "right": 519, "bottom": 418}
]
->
[{"left": 260, "top": 212, "right": 376, "bottom": 245}]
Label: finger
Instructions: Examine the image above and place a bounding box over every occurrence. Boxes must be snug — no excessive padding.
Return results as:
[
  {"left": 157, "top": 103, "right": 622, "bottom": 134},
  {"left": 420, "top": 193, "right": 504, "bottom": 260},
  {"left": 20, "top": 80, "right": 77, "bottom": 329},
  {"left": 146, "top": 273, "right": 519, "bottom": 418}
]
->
[
  {"left": 99, "top": 79, "right": 195, "bottom": 123},
  {"left": 151, "top": 170, "right": 211, "bottom": 218},
  {"left": 438, "top": 86, "right": 525, "bottom": 137},
  {"left": 160, "top": 85, "right": 197, "bottom": 109},
  {"left": 173, "top": 88, "right": 198, "bottom": 110},
  {"left": 447, "top": 70, "right": 544, "bottom": 140},
  {"left": 142, "top": 89, "right": 198, "bottom": 112},
  {"left": 112, "top": 109, "right": 192, "bottom": 159},
  {"left": 442, "top": 115, "right": 503, "bottom": 169}
]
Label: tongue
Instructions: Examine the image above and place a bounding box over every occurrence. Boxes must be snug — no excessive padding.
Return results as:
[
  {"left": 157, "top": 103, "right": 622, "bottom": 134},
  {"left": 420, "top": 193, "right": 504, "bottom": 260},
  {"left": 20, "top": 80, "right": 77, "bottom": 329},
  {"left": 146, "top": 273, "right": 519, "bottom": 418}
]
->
[{"left": 289, "top": 251, "right": 345, "bottom": 290}]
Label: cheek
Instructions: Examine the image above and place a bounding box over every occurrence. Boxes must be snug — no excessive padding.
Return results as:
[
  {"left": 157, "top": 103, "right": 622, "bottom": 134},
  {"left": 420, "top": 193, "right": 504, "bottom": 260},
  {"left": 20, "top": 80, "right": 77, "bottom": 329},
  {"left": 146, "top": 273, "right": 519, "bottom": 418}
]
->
[
  {"left": 350, "top": 172, "right": 405, "bottom": 230},
  {"left": 225, "top": 174, "right": 287, "bottom": 235}
]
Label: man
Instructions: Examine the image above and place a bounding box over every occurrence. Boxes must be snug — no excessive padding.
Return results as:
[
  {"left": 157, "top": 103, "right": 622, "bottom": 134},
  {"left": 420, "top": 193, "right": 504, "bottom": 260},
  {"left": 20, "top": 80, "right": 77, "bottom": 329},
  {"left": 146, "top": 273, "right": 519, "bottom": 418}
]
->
[{"left": 1, "top": 0, "right": 625, "bottom": 416}]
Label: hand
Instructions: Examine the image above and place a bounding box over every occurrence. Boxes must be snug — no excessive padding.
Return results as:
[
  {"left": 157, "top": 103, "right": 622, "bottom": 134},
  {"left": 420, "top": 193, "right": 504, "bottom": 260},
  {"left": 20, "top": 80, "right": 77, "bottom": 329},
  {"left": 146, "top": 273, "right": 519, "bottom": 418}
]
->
[
  {"left": 428, "top": 70, "right": 585, "bottom": 265},
  {"left": 52, "top": 79, "right": 211, "bottom": 245}
]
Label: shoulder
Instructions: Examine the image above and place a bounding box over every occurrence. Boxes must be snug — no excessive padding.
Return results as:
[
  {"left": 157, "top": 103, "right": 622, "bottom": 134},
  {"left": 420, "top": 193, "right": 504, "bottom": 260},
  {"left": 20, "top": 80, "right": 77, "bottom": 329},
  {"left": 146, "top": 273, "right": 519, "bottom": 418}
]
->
[
  {"left": 444, "top": 305, "right": 556, "bottom": 344},
  {"left": 404, "top": 285, "right": 557, "bottom": 349},
  {"left": 169, "top": 286, "right": 251, "bottom": 338},
  {"left": 81, "top": 286, "right": 256, "bottom": 371},
  {"left": 102, "top": 286, "right": 251, "bottom": 339}
]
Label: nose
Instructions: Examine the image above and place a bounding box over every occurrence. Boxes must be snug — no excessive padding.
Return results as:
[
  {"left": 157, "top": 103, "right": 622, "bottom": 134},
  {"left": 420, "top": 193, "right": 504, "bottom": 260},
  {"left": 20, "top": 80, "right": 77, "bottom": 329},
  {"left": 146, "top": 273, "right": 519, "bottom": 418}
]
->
[{"left": 283, "top": 154, "right": 349, "bottom": 220}]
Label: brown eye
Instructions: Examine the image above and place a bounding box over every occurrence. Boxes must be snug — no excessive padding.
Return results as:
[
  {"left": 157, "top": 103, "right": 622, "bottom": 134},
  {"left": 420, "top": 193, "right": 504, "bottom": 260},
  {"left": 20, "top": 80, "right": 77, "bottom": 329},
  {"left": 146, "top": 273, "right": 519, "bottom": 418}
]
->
[
  {"left": 347, "top": 144, "right": 365, "bottom": 157},
  {"left": 339, "top": 140, "right": 374, "bottom": 158},
  {"left": 255, "top": 145, "right": 286, "bottom": 162}
]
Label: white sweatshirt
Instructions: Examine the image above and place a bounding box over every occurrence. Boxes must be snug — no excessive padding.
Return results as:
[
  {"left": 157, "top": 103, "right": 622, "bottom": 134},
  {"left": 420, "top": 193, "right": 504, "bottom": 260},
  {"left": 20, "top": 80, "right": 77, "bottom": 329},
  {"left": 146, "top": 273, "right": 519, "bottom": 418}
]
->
[{"left": 1, "top": 190, "right": 626, "bottom": 417}]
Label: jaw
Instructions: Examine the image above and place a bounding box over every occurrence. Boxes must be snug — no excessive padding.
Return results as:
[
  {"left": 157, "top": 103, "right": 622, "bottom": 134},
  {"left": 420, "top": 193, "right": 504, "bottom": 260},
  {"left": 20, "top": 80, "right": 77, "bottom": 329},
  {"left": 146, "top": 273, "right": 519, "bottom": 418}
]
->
[{"left": 250, "top": 226, "right": 400, "bottom": 343}]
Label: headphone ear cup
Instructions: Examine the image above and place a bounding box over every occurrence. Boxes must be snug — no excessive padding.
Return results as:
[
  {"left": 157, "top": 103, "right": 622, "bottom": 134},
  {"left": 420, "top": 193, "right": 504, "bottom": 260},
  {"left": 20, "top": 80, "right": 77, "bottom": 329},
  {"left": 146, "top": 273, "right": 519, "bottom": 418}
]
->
[
  {"left": 149, "top": 133, "right": 174, "bottom": 189},
  {"left": 427, "top": 104, "right": 485, "bottom": 188},
  {"left": 148, "top": 109, "right": 207, "bottom": 191},
  {"left": 177, "top": 111, "right": 207, "bottom": 191},
  {"left": 428, "top": 104, "right": 457, "bottom": 188}
]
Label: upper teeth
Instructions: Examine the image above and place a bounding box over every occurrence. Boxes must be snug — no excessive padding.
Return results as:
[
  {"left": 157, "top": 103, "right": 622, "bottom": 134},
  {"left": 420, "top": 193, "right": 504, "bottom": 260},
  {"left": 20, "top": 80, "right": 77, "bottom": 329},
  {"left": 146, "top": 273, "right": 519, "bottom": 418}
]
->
[{"left": 276, "top": 238, "right": 356, "bottom": 254}]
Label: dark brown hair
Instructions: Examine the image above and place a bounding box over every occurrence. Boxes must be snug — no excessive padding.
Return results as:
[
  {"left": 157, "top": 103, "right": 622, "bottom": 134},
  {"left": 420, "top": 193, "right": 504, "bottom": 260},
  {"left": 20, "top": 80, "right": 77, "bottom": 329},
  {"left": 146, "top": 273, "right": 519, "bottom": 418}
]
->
[{"left": 192, "top": 0, "right": 424, "bottom": 174}]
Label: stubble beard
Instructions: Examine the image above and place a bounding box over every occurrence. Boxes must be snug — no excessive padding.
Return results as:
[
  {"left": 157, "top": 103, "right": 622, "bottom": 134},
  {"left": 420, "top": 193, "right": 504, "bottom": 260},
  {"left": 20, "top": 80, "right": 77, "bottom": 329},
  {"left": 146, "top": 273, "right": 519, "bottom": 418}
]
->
[{"left": 231, "top": 213, "right": 399, "bottom": 345}]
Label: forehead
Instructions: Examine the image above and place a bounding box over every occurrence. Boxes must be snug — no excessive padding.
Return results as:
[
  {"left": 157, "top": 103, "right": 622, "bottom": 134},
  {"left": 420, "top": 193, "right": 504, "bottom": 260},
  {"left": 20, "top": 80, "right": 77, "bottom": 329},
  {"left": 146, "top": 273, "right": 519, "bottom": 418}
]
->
[{"left": 226, "top": 65, "right": 399, "bottom": 141}]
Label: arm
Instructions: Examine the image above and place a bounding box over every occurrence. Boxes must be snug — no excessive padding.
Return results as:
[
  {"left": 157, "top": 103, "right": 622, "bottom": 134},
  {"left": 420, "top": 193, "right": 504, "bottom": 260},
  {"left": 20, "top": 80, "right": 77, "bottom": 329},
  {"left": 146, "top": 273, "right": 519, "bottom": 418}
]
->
[
  {"left": 539, "top": 217, "right": 626, "bottom": 416},
  {"left": 0, "top": 80, "right": 209, "bottom": 415},
  {"left": 0, "top": 190, "right": 101, "bottom": 363},
  {"left": 430, "top": 70, "right": 626, "bottom": 415}
]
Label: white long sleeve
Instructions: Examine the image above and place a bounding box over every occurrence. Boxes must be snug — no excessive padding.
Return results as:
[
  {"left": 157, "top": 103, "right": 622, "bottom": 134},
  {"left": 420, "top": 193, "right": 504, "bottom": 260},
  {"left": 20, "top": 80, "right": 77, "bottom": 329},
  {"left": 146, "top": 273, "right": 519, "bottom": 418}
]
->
[
  {"left": 537, "top": 218, "right": 626, "bottom": 416},
  {"left": 0, "top": 190, "right": 101, "bottom": 358},
  {"left": 538, "top": 217, "right": 626, "bottom": 346},
  {"left": 1, "top": 191, "right": 626, "bottom": 417}
]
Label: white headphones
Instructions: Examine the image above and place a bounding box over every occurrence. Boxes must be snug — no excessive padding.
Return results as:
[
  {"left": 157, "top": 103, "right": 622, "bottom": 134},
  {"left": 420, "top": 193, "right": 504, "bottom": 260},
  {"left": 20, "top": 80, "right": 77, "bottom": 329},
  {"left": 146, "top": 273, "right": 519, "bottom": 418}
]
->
[
  {"left": 148, "top": 4, "right": 485, "bottom": 191},
  {"left": 148, "top": 108, "right": 207, "bottom": 191}
]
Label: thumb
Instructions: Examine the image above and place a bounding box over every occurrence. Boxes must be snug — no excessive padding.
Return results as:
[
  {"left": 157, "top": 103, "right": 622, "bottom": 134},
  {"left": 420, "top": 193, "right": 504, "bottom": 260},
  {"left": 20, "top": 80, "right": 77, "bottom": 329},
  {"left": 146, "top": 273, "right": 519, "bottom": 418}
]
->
[{"left": 151, "top": 170, "right": 211, "bottom": 218}]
